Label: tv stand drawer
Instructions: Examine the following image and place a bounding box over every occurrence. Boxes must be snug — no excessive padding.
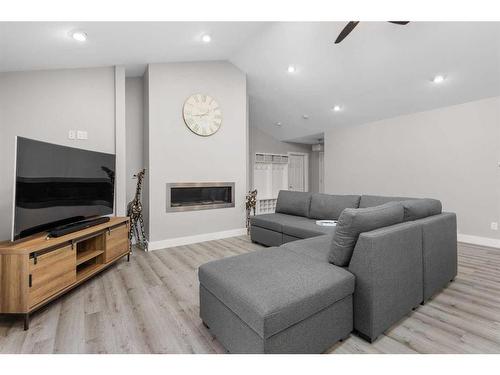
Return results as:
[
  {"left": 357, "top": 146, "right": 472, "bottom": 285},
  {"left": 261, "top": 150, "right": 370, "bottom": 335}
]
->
[
  {"left": 29, "top": 245, "right": 76, "bottom": 308},
  {"left": 105, "top": 224, "right": 129, "bottom": 262}
]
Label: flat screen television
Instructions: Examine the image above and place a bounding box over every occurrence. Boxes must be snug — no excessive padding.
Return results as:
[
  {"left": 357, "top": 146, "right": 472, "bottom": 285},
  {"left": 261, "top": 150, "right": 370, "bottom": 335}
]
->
[{"left": 12, "top": 137, "right": 116, "bottom": 241}]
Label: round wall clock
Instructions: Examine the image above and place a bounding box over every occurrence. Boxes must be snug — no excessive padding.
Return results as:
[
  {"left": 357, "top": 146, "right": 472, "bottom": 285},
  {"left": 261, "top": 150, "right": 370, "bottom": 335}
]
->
[{"left": 182, "top": 94, "right": 223, "bottom": 136}]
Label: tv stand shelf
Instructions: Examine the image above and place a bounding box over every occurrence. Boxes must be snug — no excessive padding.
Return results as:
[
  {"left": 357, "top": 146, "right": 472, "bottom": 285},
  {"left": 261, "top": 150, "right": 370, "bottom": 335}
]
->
[
  {"left": 76, "top": 249, "right": 104, "bottom": 266},
  {"left": 0, "top": 217, "right": 130, "bottom": 330},
  {"left": 77, "top": 262, "right": 103, "bottom": 282}
]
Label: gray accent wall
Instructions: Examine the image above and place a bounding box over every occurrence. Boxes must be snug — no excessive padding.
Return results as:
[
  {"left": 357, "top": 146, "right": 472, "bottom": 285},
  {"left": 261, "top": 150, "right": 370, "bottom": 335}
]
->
[
  {"left": 146, "top": 61, "right": 247, "bottom": 243},
  {"left": 309, "top": 151, "right": 320, "bottom": 193},
  {"left": 142, "top": 67, "right": 150, "bottom": 237},
  {"left": 125, "top": 77, "right": 145, "bottom": 204},
  {"left": 324, "top": 96, "right": 500, "bottom": 240},
  {"left": 0, "top": 67, "right": 116, "bottom": 240},
  {"left": 114, "top": 66, "right": 127, "bottom": 216}
]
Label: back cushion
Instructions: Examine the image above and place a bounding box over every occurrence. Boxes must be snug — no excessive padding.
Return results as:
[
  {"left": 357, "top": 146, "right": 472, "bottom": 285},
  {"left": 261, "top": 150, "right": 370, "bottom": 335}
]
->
[
  {"left": 275, "top": 190, "right": 312, "bottom": 217},
  {"left": 309, "top": 193, "right": 361, "bottom": 220},
  {"left": 359, "top": 195, "right": 413, "bottom": 208},
  {"left": 329, "top": 202, "right": 405, "bottom": 266},
  {"left": 401, "top": 199, "right": 442, "bottom": 221},
  {"left": 359, "top": 195, "right": 442, "bottom": 221}
]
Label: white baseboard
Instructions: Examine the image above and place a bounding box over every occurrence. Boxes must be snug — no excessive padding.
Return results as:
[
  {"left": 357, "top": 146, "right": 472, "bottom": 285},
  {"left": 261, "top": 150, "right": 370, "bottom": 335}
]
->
[
  {"left": 148, "top": 230, "right": 499, "bottom": 251},
  {"left": 148, "top": 228, "right": 247, "bottom": 251},
  {"left": 457, "top": 234, "right": 500, "bottom": 249}
]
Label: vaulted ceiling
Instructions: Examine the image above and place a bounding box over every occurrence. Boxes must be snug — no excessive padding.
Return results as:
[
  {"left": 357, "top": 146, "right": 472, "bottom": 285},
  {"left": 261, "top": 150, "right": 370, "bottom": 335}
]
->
[{"left": 1, "top": 22, "right": 499, "bottom": 142}]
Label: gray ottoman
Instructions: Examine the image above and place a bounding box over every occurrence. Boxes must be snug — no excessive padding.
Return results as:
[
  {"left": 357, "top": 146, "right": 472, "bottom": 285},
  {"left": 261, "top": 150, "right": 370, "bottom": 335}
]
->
[{"left": 198, "top": 247, "right": 354, "bottom": 353}]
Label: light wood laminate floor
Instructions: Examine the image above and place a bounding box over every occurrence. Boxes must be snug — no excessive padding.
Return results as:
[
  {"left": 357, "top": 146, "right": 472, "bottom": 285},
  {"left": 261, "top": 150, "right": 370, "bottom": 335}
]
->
[{"left": 1, "top": 236, "right": 499, "bottom": 354}]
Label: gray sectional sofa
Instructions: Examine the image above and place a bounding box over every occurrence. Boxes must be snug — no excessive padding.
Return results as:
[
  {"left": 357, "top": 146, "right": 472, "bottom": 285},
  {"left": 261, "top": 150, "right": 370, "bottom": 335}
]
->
[{"left": 198, "top": 191, "right": 457, "bottom": 353}]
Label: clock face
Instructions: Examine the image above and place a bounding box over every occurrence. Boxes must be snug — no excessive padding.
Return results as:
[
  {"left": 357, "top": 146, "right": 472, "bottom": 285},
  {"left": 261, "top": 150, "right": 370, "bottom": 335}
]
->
[{"left": 183, "top": 94, "right": 222, "bottom": 136}]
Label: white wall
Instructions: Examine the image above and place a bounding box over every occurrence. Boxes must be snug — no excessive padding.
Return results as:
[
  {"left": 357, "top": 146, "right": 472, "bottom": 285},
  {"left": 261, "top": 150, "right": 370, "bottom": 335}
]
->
[
  {"left": 146, "top": 61, "right": 248, "bottom": 247},
  {"left": 324, "top": 96, "right": 500, "bottom": 240},
  {"left": 125, "top": 77, "right": 144, "bottom": 204},
  {"left": 249, "top": 125, "right": 313, "bottom": 190},
  {"left": 0, "top": 67, "right": 117, "bottom": 239}
]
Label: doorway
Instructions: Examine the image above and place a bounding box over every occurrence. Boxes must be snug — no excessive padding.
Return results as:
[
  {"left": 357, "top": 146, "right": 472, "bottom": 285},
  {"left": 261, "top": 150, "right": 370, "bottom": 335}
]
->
[
  {"left": 319, "top": 151, "right": 324, "bottom": 193},
  {"left": 287, "top": 152, "right": 309, "bottom": 192}
]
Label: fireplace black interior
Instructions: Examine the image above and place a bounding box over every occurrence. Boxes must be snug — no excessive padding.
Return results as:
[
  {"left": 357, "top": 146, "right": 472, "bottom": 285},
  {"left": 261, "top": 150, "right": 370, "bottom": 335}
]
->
[
  {"left": 166, "top": 182, "right": 235, "bottom": 212},
  {"left": 171, "top": 186, "right": 232, "bottom": 207}
]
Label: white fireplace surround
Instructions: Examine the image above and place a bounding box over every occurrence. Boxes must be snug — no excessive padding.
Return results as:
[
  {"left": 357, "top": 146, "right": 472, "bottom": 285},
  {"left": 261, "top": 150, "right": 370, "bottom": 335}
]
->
[{"left": 144, "top": 61, "right": 248, "bottom": 249}]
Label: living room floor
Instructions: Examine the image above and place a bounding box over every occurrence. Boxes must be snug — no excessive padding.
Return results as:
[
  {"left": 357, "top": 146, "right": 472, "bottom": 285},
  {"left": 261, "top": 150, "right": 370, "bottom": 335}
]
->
[{"left": 0, "top": 236, "right": 499, "bottom": 354}]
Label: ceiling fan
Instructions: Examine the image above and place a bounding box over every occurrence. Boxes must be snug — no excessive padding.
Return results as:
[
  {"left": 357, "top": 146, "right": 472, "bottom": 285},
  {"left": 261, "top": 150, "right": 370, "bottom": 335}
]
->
[{"left": 334, "top": 21, "right": 409, "bottom": 44}]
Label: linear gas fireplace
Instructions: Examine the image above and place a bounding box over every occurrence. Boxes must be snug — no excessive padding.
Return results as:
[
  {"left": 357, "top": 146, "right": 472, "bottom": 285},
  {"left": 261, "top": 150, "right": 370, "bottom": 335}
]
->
[{"left": 166, "top": 182, "right": 235, "bottom": 212}]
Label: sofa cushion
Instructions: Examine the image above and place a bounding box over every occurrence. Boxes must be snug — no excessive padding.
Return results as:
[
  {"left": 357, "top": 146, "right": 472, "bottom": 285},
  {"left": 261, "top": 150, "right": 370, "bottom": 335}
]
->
[
  {"left": 282, "top": 219, "right": 336, "bottom": 239},
  {"left": 251, "top": 226, "right": 284, "bottom": 247},
  {"left": 359, "top": 195, "right": 442, "bottom": 221},
  {"left": 359, "top": 195, "right": 414, "bottom": 208},
  {"left": 329, "top": 202, "right": 405, "bottom": 266},
  {"left": 250, "top": 213, "right": 310, "bottom": 232},
  {"left": 309, "top": 194, "right": 361, "bottom": 220},
  {"left": 282, "top": 234, "right": 333, "bottom": 263},
  {"left": 401, "top": 199, "right": 442, "bottom": 221},
  {"left": 275, "top": 190, "right": 312, "bottom": 217},
  {"left": 198, "top": 247, "right": 354, "bottom": 339}
]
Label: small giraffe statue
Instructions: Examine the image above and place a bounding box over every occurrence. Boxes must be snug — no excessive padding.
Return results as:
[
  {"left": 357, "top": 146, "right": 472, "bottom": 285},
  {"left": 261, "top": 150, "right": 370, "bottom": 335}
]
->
[{"left": 127, "top": 169, "right": 148, "bottom": 251}]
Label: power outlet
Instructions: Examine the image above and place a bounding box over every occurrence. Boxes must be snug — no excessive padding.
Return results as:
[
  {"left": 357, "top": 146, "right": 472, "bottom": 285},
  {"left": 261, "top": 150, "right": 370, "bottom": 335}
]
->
[
  {"left": 68, "top": 130, "right": 76, "bottom": 140},
  {"left": 77, "top": 130, "right": 88, "bottom": 140},
  {"left": 491, "top": 222, "right": 499, "bottom": 231}
]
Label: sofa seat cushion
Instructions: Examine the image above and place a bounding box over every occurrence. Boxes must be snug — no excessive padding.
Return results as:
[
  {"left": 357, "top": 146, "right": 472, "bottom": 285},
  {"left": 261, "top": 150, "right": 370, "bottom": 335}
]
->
[
  {"left": 275, "top": 190, "right": 312, "bottom": 217},
  {"left": 250, "top": 213, "right": 310, "bottom": 232},
  {"left": 198, "top": 247, "right": 354, "bottom": 339},
  {"left": 282, "top": 234, "right": 333, "bottom": 263},
  {"left": 329, "top": 202, "right": 405, "bottom": 266},
  {"left": 309, "top": 194, "right": 361, "bottom": 220},
  {"left": 282, "top": 219, "right": 336, "bottom": 239}
]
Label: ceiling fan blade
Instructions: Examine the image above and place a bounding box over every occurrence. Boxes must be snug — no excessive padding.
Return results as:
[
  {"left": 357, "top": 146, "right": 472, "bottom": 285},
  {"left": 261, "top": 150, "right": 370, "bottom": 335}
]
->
[
  {"left": 388, "top": 21, "right": 410, "bottom": 25},
  {"left": 334, "top": 21, "right": 360, "bottom": 44}
]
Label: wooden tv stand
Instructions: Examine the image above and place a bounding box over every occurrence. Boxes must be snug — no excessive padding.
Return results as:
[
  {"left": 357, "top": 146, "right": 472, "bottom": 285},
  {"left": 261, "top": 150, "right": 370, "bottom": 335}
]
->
[{"left": 0, "top": 217, "right": 130, "bottom": 330}]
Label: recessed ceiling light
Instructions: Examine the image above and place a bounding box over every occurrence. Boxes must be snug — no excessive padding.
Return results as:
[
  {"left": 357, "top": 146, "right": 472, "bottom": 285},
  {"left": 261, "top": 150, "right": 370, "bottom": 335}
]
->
[
  {"left": 202, "top": 34, "right": 212, "bottom": 43},
  {"left": 432, "top": 75, "right": 445, "bottom": 84},
  {"left": 332, "top": 105, "right": 342, "bottom": 112},
  {"left": 71, "top": 31, "right": 87, "bottom": 42},
  {"left": 287, "top": 65, "right": 296, "bottom": 73},
  {"left": 275, "top": 122, "right": 283, "bottom": 127}
]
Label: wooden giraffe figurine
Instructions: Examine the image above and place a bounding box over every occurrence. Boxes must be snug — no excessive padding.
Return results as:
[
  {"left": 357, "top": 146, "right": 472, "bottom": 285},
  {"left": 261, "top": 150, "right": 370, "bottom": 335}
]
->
[{"left": 127, "top": 169, "right": 148, "bottom": 251}]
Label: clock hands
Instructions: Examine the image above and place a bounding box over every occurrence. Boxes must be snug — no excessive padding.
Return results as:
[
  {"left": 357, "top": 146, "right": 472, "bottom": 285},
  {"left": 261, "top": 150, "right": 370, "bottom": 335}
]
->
[{"left": 191, "top": 111, "right": 209, "bottom": 117}]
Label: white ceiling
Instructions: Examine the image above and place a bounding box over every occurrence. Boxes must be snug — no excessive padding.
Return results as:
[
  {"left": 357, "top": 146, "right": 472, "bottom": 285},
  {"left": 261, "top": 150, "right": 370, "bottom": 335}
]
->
[
  {"left": 231, "top": 22, "right": 500, "bottom": 142},
  {"left": 0, "top": 22, "right": 269, "bottom": 76},
  {"left": 1, "top": 22, "right": 500, "bottom": 142}
]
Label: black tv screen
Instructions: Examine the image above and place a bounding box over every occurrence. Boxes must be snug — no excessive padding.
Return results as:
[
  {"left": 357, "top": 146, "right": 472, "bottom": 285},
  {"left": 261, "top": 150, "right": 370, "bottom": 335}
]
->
[{"left": 12, "top": 137, "right": 115, "bottom": 240}]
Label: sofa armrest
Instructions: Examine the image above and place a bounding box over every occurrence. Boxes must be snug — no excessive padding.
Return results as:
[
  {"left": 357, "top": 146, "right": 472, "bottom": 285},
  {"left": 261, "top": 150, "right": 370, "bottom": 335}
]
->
[
  {"left": 418, "top": 212, "right": 457, "bottom": 301},
  {"left": 348, "top": 221, "right": 423, "bottom": 341}
]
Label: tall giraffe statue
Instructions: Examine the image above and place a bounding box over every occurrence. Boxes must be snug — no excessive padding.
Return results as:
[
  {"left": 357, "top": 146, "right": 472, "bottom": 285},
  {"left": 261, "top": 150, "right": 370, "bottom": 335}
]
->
[
  {"left": 245, "top": 189, "right": 257, "bottom": 235},
  {"left": 127, "top": 169, "right": 148, "bottom": 251}
]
